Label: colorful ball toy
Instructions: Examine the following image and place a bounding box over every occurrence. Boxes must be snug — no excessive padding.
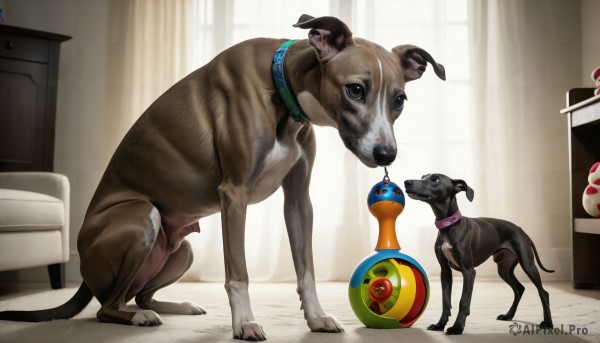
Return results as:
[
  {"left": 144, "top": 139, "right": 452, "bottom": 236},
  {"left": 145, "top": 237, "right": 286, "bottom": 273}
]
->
[{"left": 349, "top": 171, "right": 429, "bottom": 328}]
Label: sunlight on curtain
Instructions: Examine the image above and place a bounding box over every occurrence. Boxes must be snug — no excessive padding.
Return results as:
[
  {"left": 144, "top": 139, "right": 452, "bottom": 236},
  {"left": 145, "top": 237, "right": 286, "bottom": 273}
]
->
[
  {"left": 467, "top": 0, "right": 576, "bottom": 280},
  {"left": 184, "top": 0, "right": 473, "bottom": 281},
  {"left": 105, "top": 0, "right": 211, "bottom": 151},
  {"left": 354, "top": 0, "right": 474, "bottom": 278}
]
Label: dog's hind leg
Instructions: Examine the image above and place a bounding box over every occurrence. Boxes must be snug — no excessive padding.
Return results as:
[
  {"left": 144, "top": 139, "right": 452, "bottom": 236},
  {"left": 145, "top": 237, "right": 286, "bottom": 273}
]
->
[
  {"left": 282, "top": 159, "right": 343, "bottom": 334},
  {"left": 135, "top": 239, "right": 206, "bottom": 315},
  {"left": 494, "top": 249, "right": 524, "bottom": 321},
  {"left": 80, "top": 201, "right": 163, "bottom": 326},
  {"left": 515, "top": 245, "right": 553, "bottom": 329}
]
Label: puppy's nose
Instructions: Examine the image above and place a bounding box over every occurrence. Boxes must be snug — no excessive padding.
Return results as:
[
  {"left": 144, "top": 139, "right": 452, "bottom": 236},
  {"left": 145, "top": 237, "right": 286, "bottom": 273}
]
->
[{"left": 373, "top": 145, "right": 396, "bottom": 166}]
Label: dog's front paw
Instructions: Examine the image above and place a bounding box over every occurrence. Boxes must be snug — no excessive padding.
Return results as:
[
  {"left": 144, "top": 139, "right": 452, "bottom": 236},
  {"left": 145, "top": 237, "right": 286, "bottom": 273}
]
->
[
  {"left": 427, "top": 323, "right": 446, "bottom": 331},
  {"left": 445, "top": 325, "right": 464, "bottom": 335},
  {"left": 307, "top": 315, "right": 344, "bottom": 333},
  {"left": 233, "top": 321, "right": 267, "bottom": 341},
  {"left": 539, "top": 321, "right": 553, "bottom": 329},
  {"left": 131, "top": 310, "right": 163, "bottom": 326},
  {"left": 497, "top": 313, "right": 514, "bottom": 321}
]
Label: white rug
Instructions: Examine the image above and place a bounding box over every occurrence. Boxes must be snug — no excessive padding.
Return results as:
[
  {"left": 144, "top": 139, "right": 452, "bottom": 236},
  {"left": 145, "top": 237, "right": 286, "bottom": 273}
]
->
[{"left": 0, "top": 280, "right": 598, "bottom": 343}]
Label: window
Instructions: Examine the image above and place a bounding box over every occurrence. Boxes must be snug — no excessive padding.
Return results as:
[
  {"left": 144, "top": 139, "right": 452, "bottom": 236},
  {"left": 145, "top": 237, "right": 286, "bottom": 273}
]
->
[{"left": 188, "top": 1, "right": 472, "bottom": 280}]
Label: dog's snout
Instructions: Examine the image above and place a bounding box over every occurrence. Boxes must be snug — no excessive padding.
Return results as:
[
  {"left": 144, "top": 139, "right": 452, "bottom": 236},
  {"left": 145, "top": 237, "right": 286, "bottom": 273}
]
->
[
  {"left": 404, "top": 180, "right": 413, "bottom": 187},
  {"left": 373, "top": 145, "right": 396, "bottom": 166}
]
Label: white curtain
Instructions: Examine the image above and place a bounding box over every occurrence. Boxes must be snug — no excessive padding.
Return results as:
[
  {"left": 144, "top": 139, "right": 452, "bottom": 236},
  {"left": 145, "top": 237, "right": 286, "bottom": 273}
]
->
[
  {"left": 103, "top": 0, "right": 205, "bottom": 153},
  {"left": 100, "top": 0, "right": 475, "bottom": 282},
  {"left": 467, "top": 0, "right": 578, "bottom": 280},
  {"left": 184, "top": 0, "right": 475, "bottom": 282},
  {"left": 102, "top": 0, "right": 577, "bottom": 282}
]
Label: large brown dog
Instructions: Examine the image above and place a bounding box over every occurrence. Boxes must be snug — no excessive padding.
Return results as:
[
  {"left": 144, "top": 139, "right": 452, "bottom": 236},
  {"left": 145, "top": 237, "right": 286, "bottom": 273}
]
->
[{"left": 0, "top": 15, "right": 444, "bottom": 340}]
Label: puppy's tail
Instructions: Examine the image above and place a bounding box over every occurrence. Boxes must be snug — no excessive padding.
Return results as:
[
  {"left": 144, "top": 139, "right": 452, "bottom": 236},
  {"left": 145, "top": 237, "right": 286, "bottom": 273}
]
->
[
  {"left": 532, "top": 243, "right": 555, "bottom": 273},
  {"left": 0, "top": 282, "right": 93, "bottom": 322}
]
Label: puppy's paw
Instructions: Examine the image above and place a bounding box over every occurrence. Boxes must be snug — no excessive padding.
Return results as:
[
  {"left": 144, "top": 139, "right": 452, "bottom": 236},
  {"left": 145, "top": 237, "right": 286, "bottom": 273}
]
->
[
  {"left": 233, "top": 321, "right": 266, "bottom": 341},
  {"left": 539, "top": 321, "right": 553, "bottom": 329},
  {"left": 445, "top": 325, "right": 464, "bottom": 335},
  {"left": 427, "top": 323, "right": 446, "bottom": 331},
  {"left": 132, "top": 310, "right": 163, "bottom": 326},
  {"left": 307, "top": 315, "right": 344, "bottom": 333},
  {"left": 181, "top": 301, "right": 207, "bottom": 315},
  {"left": 497, "top": 313, "right": 514, "bottom": 321}
]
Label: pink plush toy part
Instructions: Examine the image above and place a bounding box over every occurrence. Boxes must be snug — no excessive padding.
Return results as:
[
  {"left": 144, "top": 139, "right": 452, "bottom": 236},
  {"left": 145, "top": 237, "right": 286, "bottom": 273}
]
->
[
  {"left": 591, "top": 66, "right": 600, "bottom": 96},
  {"left": 582, "top": 162, "right": 600, "bottom": 218}
]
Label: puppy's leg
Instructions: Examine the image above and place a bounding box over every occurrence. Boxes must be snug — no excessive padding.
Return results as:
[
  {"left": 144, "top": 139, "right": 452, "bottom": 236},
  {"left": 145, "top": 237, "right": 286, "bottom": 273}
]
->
[
  {"left": 219, "top": 183, "right": 266, "bottom": 341},
  {"left": 428, "top": 243, "right": 452, "bottom": 331},
  {"left": 494, "top": 249, "right": 523, "bottom": 321},
  {"left": 445, "top": 266, "right": 475, "bottom": 335},
  {"left": 515, "top": 245, "right": 553, "bottom": 329},
  {"left": 135, "top": 239, "right": 206, "bottom": 315},
  {"left": 81, "top": 201, "right": 163, "bottom": 326},
  {"left": 282, "top": 161, "right": 343, "bottom": 333},
  {"left": 445, "top": 244, "right": 475, "bottom": 336}
]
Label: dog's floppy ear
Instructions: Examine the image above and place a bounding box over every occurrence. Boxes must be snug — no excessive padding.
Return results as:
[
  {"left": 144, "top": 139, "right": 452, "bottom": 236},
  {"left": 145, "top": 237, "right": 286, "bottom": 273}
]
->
[
  {"left": 452, "top": 179, "right": 474, "bottom": 202},
  {"left": 293, "top": 14, "right": 354, "bottom": 63},
  {"left": 392, "top": 45, "right": 446, "bottom": 82}
]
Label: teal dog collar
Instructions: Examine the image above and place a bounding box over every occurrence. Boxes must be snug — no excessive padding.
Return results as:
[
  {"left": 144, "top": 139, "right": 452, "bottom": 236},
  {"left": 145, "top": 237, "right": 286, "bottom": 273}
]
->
[{"left": 272, "top": 40, "right": 310, "bottom": 124}]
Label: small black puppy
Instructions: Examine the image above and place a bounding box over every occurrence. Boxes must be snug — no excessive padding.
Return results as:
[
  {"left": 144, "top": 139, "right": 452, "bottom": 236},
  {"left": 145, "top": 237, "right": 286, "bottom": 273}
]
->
[{"left": 404, "top": 173, "right": 554, "bottom": 335}]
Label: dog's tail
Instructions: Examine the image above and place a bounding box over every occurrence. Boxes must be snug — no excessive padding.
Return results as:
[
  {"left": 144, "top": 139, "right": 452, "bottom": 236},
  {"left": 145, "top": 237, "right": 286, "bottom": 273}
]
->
[
  {"left": 0, "top": 282, "right": 93, "bottom": 322},
  {"left": 532, "top": 243, "right": 555, "bottom": 273}
]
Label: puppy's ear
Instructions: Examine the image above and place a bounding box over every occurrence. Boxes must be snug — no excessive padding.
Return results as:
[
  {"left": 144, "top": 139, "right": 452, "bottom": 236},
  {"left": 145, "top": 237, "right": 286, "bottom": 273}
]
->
[
  {"left": 293, "top": 14, "right": 354, "bottom": 63},
  {"left": 392, "top": 45, "right": 446, "bottom": 82},
  {"left": 452, "top": 179, "right": 474, "bottom": 202}
]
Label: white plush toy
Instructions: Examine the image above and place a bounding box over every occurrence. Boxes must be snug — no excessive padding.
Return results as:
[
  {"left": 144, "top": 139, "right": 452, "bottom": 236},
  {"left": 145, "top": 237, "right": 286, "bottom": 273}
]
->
[
  {"left": 592, "top": 66, "right": 600, "bottom": 96},
  {"left": 583, "top": 162, "right": 600, "bottom": 218}
]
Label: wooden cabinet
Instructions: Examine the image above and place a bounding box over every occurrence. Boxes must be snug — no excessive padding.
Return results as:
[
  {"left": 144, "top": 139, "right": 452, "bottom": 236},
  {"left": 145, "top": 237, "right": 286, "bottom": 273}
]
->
[
  {"left": 561, "top": 88, "right": 600, "bottom": 289},
  {"left": 0, "top": 25, "right": 70, "bottom": 171}
]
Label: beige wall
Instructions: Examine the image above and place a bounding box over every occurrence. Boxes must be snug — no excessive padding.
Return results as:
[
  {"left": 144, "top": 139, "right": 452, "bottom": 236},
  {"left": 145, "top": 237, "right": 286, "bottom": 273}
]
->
[
  {"left": 0, "top": 0, "right": 597, "bottom": 283},
  {"left": 582, "top": 0, "right": 600, "bottom": 85}
]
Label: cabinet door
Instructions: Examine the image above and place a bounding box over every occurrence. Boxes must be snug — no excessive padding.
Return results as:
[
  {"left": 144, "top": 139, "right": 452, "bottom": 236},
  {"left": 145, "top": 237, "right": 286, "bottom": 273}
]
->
[{"left": 0, "top": 58, "right": 49, "bottom": 171}]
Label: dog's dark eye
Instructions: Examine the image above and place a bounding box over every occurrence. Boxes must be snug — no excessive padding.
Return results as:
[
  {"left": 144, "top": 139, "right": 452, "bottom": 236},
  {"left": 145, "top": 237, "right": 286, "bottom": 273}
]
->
[
  {"left": 392, "top": 94, "right": 406, "bottom": 111},
  {"left": 346, "top": 84, "right": 365, "bottom": 101}
]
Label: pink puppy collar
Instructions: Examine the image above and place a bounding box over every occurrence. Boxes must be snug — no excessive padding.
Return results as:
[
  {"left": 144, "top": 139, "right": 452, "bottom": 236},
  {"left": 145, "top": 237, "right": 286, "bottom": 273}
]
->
[{"left": 435, "top": 210, "right": 462, "bottom": 230}]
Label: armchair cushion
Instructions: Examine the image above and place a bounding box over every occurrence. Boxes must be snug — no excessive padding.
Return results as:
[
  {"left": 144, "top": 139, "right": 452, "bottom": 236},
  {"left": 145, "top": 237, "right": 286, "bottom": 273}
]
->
[{"left": 0, "top": 189, "right": 65, "bottom": 232}]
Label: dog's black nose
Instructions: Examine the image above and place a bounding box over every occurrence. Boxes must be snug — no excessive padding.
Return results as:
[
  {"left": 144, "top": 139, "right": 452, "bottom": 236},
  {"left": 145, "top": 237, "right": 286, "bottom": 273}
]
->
[{"left": 373, "top": 145, "right": 396, "bottom": 166}]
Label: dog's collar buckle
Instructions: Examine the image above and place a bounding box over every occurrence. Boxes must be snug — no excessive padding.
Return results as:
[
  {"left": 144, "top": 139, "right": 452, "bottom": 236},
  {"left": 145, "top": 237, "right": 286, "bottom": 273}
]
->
[
  {"left": 272, "top": 40, "right": 310, "bottom": 124},
  {"left": 435, "top": 210, "right": 462, "bottom": 230}
]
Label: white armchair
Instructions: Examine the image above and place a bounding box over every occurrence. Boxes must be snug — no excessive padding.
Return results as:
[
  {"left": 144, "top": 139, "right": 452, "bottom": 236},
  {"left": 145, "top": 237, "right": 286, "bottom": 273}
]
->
[{"left": 0, "top": 172, "right": 70, "bottom": 289}]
